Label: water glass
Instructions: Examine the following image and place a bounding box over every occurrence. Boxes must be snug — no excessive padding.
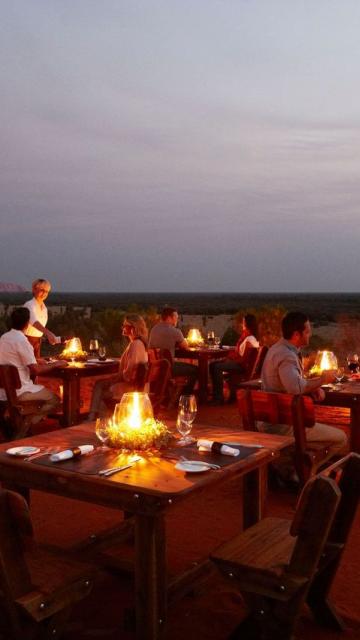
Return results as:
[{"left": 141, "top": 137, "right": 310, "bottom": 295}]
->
[
  {"left": 334, "top": 366, "right": 345, "bottom": 389},
  {"left": 95, "top": 418, "right": 109, "bottom": 447},
  {"left": 177, "top": 394, "right": 197, "bottom": 445}
]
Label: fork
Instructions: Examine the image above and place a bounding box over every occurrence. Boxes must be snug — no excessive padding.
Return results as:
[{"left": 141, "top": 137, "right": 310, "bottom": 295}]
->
[{"left": 24, "top": 448, "right": 58, "bottom": 462}]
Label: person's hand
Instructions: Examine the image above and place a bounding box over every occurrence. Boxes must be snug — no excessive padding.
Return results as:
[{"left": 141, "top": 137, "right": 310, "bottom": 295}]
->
[
  {"left": 321, "top": 369, "right": 336, "bottom": 384},
  {"left": 53, "top": 359, "right": 68, "bottom": 368},
  {"left": 311, "top": 387, "right": 326, "bottom": 402},
  {"left": 47, "top": 330, "right": 58, "bottom": 345}
]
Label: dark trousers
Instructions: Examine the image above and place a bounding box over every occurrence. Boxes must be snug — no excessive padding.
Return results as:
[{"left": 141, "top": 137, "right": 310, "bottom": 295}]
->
[
  {"left": 209, "top": 359, "right": 245, "bottom": 401},
  {"left": 172, "top": 361, "right": 198, "bottom": 394}
]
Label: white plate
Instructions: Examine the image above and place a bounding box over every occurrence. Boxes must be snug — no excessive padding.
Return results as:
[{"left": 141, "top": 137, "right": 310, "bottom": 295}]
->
[
  {"left": 87, "top": 358, "right": 114, "bottom": 363},
  {"left": 175, "top": 461, "right": 210, "bottom": 473},
  {"left": 221, "top": 345, "right": 232, "bottom": 350},
  {"left": 6, "top": 446, "right": 40, "bottom": 457}
]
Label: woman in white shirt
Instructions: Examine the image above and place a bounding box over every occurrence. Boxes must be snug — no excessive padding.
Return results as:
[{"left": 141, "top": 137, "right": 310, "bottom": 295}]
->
[
  {"left": 209, "top": 314, "right": 260, "bottom": 404},
  {"left": 23, "top": 279, "right": 60, "bottom": 358},
  {"left": 88, "top": 314, "right": 149, "bottom": 420}
]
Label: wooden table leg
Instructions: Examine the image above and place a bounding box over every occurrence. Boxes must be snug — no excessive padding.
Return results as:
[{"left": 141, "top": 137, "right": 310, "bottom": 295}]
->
[
  {"left": 135, "top": 511, "right": 167, "bottom": 640},
  {"left": 62, "top": 375, "right": 81, "bottom": 427},
  {"left": 350, "top": 403, "right": 360, "bottom": 453},
  {"left": 197, "top": 354, "right": 209, "bottom": 403},
  {"left": 242, "top": 466, "right": 267, "bottom": 529}
]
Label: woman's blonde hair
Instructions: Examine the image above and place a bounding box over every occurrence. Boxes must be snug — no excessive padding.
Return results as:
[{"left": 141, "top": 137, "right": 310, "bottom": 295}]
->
[
  {"left": 125, "top": 314, "right": 148, "bottom": 342},
  {"left": 32, "top": 278, "right": 51, "bottom": 293}
]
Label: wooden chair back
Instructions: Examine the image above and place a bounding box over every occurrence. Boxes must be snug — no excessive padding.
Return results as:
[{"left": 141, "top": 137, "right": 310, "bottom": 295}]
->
[
  {"left": 237, "top": 389, "right": 329, "bottom": 485},
  {"left": 251, "top": 345, "right": 268, "bottom": 379},
  {"left": 306, "top": 453, "right": 360, "bottom": 629},
  {"left": 0, "top": 364, "right": 48, "bottom": 440},
  {"left": 0, "top": 488, "right": 94, "bottom": 639},
  {"left": 134, "top": 362, "right": 148, "bottom": 391},
  {"left": 145, "top": 358, "right": 171, "bottom": 415},
  {"left": 210, "top": 475, "right": 340, "bottom": 639}
]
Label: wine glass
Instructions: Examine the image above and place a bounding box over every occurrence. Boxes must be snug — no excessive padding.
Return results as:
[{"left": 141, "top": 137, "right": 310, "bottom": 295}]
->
[
  {"left": 98, "top": 346, "right": 107, "bottom": 361},
  {"left": 177, "top": 395, "right": 197, "bottom": 445},
  {"left": 95, "top": 418, "right": 109, "bottom": 448},
  {"left": 214, "top": 336, "right": 221, "bottom": 348},
  {"left": 207, "top": 331, "right": 215, "bottom": 348},
  {"left": 334, "top": 366, "right": 345, "bottom": 389},
  {"left": 347, "top": 353, "right": 359, "bottom": 373},
  {"left": 89, "top": 339, "right": 99, "bottom": 356}
]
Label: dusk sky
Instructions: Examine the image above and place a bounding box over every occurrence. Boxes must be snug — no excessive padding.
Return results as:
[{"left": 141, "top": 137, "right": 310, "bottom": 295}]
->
[{"left": 1, "top": 1, "right": 360, "bottom": 292}]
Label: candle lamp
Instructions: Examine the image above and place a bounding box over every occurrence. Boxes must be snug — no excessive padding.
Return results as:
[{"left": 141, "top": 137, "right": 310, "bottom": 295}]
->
[
  {"left": 187, "top": 328, "right": 204, "bottom": 346},
  {"left": 106, "top": 392, "right": 172, "bottom": 451},
  {"left": 309, "top": 350, "right": 338, "bottom": 376},
  {"left": 60, "top": 337, "right": 88, "bottom": 362}
]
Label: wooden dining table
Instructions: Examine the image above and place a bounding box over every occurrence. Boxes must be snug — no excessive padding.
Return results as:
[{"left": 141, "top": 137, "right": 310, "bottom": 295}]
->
[
  {"left": 44, "top": 359, "right": 119, "bottom": 426},
  {"left": 175, "top": 346, "right": 230, "bottom": 403},
  {"left": 0, "top": 423, "right": 293, "bottom": 640}
]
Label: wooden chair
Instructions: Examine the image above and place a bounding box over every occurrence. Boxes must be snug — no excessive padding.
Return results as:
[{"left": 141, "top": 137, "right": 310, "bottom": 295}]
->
[
  {"left": 145, "top": 358, "right": 171, "bottom": 416},
  {"left": 307, "top": 452, "right": 360, "bottom": 630},
  {"left": 210, "top": 474, "right": 341, "bottom": 640},
  {"left": 226, "top": 346, "right": 269, "bottom": 401},
  {"left": 238, "top": 389, "right": 331, "bottom": 486},
  {"left": 0, "top": 488, "right": 95, "bottom": 640},
  {"left": 147, "top": 348, "right": 186, "bottom": 407},
  {"left": 0, "top": 365, "right": 47, "bottom": 440}
]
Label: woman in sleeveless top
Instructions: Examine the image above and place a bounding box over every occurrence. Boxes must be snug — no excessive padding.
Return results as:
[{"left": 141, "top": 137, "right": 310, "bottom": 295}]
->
[{"left": 88, "top": 314, "right": 148, "bottom": 420}]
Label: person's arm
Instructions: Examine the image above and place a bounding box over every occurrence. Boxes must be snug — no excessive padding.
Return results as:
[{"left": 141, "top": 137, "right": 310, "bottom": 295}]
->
[
  {"left": 122, "top": 342, "right": 147, "bottom": 382},
  {"left": 28, "top": 360, "right": 68, "bottom": 377},
  {"left": 175, "top": 329, "right": 189, "bottom": 351},
  {"left": 32, "top": 321, "right": 58, "bottom": 345},
  {"left": 278, "top": 354, "right": 333, "bottom": 395}
]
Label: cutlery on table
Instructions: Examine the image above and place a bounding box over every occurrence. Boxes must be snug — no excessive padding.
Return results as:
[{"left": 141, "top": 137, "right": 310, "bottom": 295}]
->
[
  {"left": 24, "top": 448, "right": 58, "bottom": 462},
  {"left": 98, "top": 457, "right": 141, "bottom": 477}
]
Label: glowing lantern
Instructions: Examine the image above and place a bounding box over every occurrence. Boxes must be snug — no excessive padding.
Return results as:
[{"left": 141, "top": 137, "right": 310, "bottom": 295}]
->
[
  {"left": 106, "top": 392, "right": 171, "bottom": 451},
  {"left": 187, "top": 328, "right": 204, "bottom": 346},
  {"left": 310, "top": 350, "right": 338, "bottom": 375},
  {"left": 60, "top": 337, "right": 87, "bottom": 362}
]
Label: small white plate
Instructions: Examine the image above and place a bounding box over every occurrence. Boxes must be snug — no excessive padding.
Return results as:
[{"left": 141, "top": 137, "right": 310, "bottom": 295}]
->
[
  {"left": 221, "top": 345, "right": 232, "bottom": 350},
  {"left": 6, "top": 446, "right": 40, "bottom": 457},
  {"left": 86, "top": 359, "right": 101, "bottom": 363},
  {"left": 175, "top": 461, "right": 210, "bottom": 473}
]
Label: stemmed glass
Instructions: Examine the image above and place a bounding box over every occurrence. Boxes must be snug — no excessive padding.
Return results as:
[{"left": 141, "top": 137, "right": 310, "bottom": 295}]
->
[
  {"left": 347, "top": 353, "right": 359, "bottom": 374},
  {"left": 177, "top": 395, "right": 197, "bottom": 446},
  {"left": 334, "top": 366, "right": 345, "bottom": 390},
  {"left": 98, "top": 346, "right": 107, "bottom": 361},
  {"left": 214, "top": 336, "right": 221, "bottom": 349},
  {"left": 95, "top": 418, "right": 109, "bottom": 449},
  {"left": 207, "top": 331, "right": 215, "bottom": 348},
  {"left": 89, "top": 339, "right": 99, "bottom": 356}
]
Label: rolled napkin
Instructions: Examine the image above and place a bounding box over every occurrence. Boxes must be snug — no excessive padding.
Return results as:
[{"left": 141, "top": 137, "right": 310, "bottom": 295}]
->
[
  {"left": 197, "top": 439, "right": 239, "bottom": 457},
  {"left": 50, "top": 445, "right": 94, "bottom": 462}
]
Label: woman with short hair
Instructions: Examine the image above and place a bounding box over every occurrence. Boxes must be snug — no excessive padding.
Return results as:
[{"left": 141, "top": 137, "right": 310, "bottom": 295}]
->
[{"left": 23, "top": 279, "right": 60, "bottom": 358}]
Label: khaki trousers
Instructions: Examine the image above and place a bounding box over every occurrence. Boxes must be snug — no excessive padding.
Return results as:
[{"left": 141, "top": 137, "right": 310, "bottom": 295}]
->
[{"left": 17, "top": 388, "right": 60, "bottom": 424}]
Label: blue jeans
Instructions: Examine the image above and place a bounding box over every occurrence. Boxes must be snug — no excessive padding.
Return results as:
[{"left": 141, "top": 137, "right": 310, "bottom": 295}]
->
[{"left": 209, "top": 359, "right": 245, "bottom": 401}]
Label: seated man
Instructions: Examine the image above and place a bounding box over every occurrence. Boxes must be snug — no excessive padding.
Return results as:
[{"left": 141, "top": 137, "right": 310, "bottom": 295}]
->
[
  {"left": 261, "top": 311, "right": 348, "bottom": 483},
  {"left": 0, "top": 307, "right": 66, "bottom": 430},
  {"left": 149, "top": 306, "right": 198, "bottom": 394}
]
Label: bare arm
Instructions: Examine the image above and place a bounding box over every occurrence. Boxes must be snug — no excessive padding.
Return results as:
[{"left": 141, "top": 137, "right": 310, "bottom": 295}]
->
[
  {"left": 32, "top": 321, "right": 58, "bottom": 345},
  {"left": 28, "top": 360, "right": 68, "bottom": 377}
]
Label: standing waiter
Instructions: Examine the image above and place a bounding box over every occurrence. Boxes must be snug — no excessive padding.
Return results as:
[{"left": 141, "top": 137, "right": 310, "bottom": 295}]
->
[{"left": 23, "top": 278, "right": 61, "bottom": 359}]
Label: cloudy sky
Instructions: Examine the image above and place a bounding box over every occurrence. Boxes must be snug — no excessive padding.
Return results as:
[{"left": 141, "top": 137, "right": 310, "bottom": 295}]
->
[{"left": 1, "top": 1, "right": 360, "bottom": 292}]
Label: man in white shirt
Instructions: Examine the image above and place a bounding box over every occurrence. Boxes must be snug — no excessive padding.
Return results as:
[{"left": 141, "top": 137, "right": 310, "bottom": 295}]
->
[
  {"left": 0, "top": 307, "right": 66, "bottom": 428},
  {"left": 23, "top": 278, "right": 60, "bottom": 358}
]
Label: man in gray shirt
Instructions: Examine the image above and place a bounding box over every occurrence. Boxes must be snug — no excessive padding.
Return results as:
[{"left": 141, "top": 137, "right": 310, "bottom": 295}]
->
[
  {"left": 149, "top": 307, "right": 198, "bottom": 393},
  {"left": 261, "top": 311, "right": 347, "bottom": 477}
]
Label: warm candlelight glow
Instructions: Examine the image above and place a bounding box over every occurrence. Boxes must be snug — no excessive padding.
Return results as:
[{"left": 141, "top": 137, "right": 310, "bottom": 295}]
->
[
  {"left": 187, "top": 328, "right": 204, "bottom": 346},
  {"left": 106, "top": 392, "right": 172, "bottom": 451},
  {"left": 310, "top": 350, "right": 338, "bottom": 375},
  {"left": 60, "top": 337, "right": 88, "bottom": 361}
]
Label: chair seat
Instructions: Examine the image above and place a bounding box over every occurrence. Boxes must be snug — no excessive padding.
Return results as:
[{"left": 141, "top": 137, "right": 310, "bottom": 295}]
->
[{"left": 17, "top": 545, "right": 95, "bottom": 621}]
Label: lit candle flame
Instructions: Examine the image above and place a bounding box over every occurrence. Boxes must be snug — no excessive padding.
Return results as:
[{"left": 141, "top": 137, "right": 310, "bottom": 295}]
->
[{"left": 187, "top": 328, "right": 203, "bottom": 345}]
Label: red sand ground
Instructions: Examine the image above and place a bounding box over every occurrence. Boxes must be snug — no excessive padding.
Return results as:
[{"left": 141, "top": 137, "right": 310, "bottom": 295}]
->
[{"left": 24, "top": 379, "right": 360, "bottom": 639}]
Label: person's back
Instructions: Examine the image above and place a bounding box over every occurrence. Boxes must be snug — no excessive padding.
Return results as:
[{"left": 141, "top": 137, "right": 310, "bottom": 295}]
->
[
  {"left": 262, "top": 338, "right": 304, "bottom": 395},
  {"left": 148, "top": 322, "right": 184, "bottom": 359}
]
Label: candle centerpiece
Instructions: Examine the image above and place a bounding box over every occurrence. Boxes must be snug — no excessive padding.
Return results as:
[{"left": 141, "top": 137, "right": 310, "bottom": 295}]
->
[
  {"left": 187, "top": 328, "right": 204, "bottom": 346},
  {"left": 106, "top": 392, "right": 172, "bottom": 451},
  {"left": 60, "top": 337, "right": 88, "bottom": 362},
  {"left": 309, "top": 350, "right": 338, "bottom": 376}
]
